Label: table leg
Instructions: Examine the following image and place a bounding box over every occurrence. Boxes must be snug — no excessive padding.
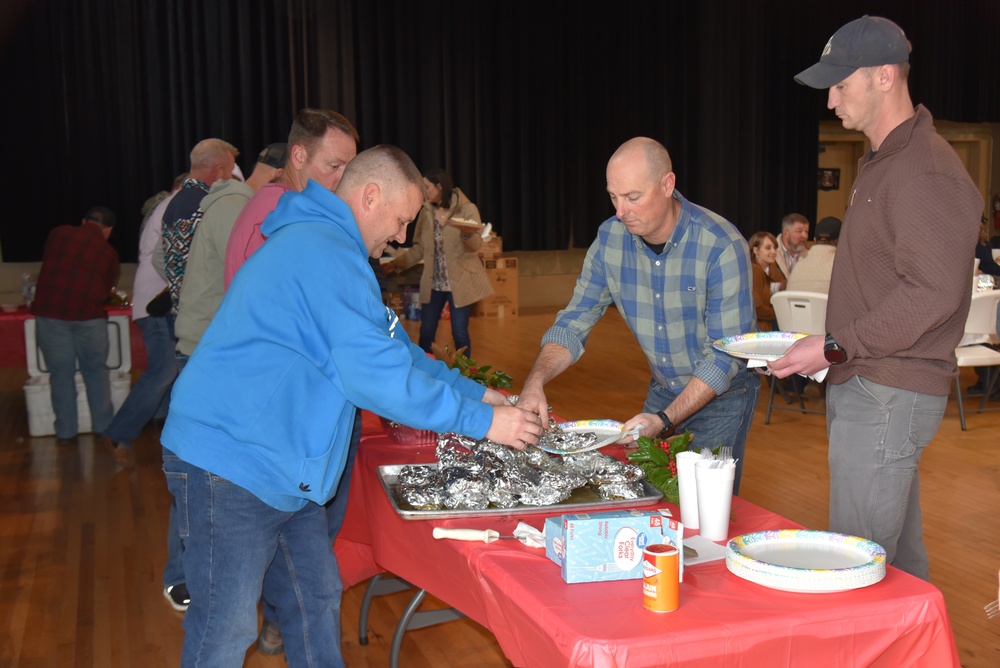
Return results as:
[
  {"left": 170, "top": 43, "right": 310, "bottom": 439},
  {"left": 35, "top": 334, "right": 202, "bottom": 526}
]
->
[
  {"left": 358, "top": 573, "right": 414, "bottom": 645},
  {"left": 390, "top": 588, "right": 465, "bottom": 668}
]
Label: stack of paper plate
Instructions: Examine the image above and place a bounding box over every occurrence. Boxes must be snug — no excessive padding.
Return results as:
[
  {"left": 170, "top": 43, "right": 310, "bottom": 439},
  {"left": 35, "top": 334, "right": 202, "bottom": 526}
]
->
[{"left": 726, "top": 530, "right": 886, "bottom": 593}]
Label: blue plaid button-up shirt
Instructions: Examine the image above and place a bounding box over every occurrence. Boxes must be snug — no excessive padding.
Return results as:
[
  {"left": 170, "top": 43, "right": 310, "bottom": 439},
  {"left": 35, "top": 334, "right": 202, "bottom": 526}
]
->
[{"left": 542, "top": 191, "right": 755, "bottom": 396}]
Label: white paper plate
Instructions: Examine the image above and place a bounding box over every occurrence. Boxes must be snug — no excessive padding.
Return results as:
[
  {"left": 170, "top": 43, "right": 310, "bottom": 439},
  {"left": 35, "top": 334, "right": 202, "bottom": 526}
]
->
[
  {"left": 536, "top": 419, "right": 626, "bottom": 455},
  {"left": 449, "top": 218, "right": 485, "bottom": 230},
  {"left": 713, "top": 331, "right": 807, "bottom": 362},
  {"left": 726, "top": 530, "right": 886, "bottom": 593}
]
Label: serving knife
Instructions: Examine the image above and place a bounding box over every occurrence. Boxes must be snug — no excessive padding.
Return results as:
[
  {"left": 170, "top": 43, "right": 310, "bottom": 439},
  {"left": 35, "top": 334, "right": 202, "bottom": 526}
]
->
[{"left": 432, "top": 527, "right": 518, "bottom": 544}]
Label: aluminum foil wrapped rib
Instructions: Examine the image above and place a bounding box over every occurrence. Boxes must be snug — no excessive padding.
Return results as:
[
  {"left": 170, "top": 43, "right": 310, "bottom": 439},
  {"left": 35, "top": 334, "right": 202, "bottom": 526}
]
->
[
  {"left": 593, "top": 481, "right": 646, "bottom": 500},
  {"left": 394, "top": 432, "right": 647, "bottom": 511},
  {"left": 442, "top": 467, "right": 491, "bottom": 510},
  {"left": 537, "top": 427, "right": 599, "bottom": 453},
  {"left": 397, "top": 465, "right": 446, "bottom": 510}
]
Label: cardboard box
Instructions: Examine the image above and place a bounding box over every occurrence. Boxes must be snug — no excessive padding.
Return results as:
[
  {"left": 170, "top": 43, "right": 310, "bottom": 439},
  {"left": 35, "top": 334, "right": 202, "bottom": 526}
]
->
[
  {"left": 477, "top": 234, "right": 502, "bottom": 260},
  {"left": 473, "top": 257, "right": 518, "bottom": 317},
  {"left": 546, "top": 509, "right": 683, "bottom": 584},
  {"left": 544, "top": 515, "right": 563, "bottom": 564}
]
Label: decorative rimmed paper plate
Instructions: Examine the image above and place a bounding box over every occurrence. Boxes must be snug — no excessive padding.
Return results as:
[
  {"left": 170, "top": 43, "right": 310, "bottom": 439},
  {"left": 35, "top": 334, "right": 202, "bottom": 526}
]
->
[
  {"left": 726, "top": 530, "right": 886, "bottom": 593},
  {"left": 713, "top": 331, "right": 807, "bottom": 362},
  {"left": 536, "top": 419, "right": 626, "bottom": 455}
]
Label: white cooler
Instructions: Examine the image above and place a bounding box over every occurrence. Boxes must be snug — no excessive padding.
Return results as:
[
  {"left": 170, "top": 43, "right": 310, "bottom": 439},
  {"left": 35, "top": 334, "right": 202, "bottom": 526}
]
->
[{"left": 23, "top": 315, "right": 133, "bottom": 437}]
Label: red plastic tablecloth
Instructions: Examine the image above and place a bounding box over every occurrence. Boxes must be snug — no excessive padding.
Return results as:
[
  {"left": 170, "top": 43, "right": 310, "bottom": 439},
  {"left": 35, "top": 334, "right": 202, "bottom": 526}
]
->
[
  {"left": 0, "top": 306, "right": 148, "bottom": 369},
  {"left": 333, "top": 419, "right": 959, "bottom": 667}
]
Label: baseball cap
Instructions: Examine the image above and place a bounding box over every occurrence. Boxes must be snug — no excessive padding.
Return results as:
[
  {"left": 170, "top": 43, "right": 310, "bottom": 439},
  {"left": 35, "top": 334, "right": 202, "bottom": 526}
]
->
[
  {"left": 815, "top": 216, "right": 842, "bottom": 241},
  {"left": 795, "top": 16, "right": 910, "bottom": 89},
  {"left": 257, "top": 143, "right": 288, "bottom": 169}
]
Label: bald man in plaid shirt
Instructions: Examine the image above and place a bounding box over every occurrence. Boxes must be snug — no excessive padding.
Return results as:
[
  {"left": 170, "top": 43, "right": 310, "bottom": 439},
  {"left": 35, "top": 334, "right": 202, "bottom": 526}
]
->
[{"left": 519, "top": 137, "right": 759, "bottom": 493}]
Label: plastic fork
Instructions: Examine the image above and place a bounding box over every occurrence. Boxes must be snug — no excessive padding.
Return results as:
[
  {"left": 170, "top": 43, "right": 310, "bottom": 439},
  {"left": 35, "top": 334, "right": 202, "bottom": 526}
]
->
[
  {"left": 986, "top": 599, "right": 999, "bottom": 619},
  {"left": 704, "top": 446, "right": 734, "bottom": 469}
]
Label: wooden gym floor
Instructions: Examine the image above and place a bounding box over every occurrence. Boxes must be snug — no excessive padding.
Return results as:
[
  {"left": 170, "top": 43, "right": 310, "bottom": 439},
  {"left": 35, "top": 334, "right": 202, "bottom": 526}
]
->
[{"left": 1, "top": 307, "right": 997, "bottom": 666}]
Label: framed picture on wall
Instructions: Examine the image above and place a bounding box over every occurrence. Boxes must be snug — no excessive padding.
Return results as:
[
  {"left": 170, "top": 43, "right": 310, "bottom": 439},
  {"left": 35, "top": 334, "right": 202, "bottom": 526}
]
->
[{"left": 818, "top": 168, "right": 840, "bottom": 191}]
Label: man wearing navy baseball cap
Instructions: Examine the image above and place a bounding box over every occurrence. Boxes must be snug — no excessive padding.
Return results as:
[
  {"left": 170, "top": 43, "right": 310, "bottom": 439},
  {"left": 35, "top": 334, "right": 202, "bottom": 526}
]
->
[
  {"left": 771, "top": 16, "right": 984, "bottom": 582},
  {"left": 794, "top": 15, "right": 911, "bottom": 89}
]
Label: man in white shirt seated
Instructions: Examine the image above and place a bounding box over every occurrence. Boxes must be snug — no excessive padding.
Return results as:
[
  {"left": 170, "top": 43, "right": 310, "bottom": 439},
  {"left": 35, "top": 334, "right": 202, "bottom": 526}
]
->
[
  {"left": 776, "top": 213, "right": 810, "bottom": 278},
  {"left": 787, "top": 216, "right": 841, "bottom": 294}
]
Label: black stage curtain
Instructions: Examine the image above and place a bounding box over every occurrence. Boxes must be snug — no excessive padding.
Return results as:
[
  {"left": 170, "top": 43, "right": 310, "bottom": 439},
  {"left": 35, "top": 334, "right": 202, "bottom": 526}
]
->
[{"left": 1, "top": 0, "right": 998, "bottom": 262}]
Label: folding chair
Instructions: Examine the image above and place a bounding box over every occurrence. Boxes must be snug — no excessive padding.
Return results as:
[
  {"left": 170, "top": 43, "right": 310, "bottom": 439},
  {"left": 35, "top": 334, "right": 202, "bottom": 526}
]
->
[
  {"left": 953, "top": 290, "right": 1000, "bottom": 430},
  {"left": 764, "top": 291, "right": 829, "bottom": 424}
]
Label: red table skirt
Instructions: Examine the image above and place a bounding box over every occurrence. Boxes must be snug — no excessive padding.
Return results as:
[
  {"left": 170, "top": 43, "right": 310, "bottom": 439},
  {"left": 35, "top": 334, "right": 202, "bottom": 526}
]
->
[{"left": 333, "top": 412, "right": 960, "bottom": 667}]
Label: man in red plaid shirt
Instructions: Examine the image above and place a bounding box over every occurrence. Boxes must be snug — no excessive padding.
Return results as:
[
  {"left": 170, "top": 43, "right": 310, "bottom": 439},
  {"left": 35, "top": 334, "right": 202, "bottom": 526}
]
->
[{"left": 31, "top": 207, "right": 119, "bottom": 445}]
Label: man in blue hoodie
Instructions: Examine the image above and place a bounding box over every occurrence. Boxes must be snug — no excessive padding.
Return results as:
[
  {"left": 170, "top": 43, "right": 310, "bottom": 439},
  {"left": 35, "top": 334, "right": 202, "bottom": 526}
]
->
[{"left": 161, "top": 144, "right": 543, "bottom": 667}]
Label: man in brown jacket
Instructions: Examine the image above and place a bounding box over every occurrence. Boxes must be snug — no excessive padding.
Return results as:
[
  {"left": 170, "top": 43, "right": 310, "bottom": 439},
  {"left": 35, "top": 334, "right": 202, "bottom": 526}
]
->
[{"left": 771, "top": 16, "right": 982, "bottom": 581}]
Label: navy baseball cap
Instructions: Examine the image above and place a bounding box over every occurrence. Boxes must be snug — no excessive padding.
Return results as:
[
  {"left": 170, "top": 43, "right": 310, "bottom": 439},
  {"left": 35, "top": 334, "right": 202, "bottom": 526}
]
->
[
  {"left": 257, "top": 143, "right": 288, "bottom": 169},
  {"left": 795, "top": 16, "right": 911, "bottom": 89}
]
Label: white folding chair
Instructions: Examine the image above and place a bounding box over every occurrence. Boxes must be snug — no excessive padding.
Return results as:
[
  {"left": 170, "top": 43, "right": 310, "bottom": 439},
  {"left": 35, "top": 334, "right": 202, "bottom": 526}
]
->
[
  {"left": 764, "top": 291, "right": 829, "bottom": 424},
  {"left": 953, "top": 290, "right": 1000, "bottom": 430}
]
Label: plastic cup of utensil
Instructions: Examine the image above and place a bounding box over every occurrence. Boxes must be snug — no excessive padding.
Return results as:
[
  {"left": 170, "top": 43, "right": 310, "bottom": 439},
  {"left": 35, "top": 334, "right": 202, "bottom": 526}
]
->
[
  {"left": 694, "top": 459, "right": 736, "bottom": 542},
  {"left": 675, "top": 451, "right": 702, "bottom": 530}
]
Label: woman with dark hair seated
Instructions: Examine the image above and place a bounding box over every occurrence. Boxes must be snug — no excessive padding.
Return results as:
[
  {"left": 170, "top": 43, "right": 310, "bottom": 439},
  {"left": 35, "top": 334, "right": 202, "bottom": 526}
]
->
[{"left": 747, "top": 231, "right": 787, "bottom": 332}]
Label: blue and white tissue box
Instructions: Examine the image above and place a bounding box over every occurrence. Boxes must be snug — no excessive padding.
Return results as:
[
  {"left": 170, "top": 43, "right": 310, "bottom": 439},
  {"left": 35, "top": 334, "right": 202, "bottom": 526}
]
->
[{"left": 544, "top": 509, "right": 682, "bottom": 584}]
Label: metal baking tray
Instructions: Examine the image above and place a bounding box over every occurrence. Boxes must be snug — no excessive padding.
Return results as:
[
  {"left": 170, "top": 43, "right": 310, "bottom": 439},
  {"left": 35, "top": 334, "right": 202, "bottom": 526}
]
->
[{"left": 377, "top": 464, "right": 664, "bottom": 520}]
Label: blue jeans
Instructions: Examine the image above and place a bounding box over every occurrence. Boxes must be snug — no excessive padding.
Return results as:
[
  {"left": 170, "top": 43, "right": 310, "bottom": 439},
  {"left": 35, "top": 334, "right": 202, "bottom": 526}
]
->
[
  {"left": 261, "top": 409, "right": 362, "bottom": 630},
  {"left": 419, "top": 290, "right": 473, "bottom": 357},
  {"left": 162, "top": 351, "right": 190, "bottom": 589},
  {"left": 827, "top": 376, "right": 945, "bottom": 581},
  {"left": 105, "top": 315, "right": 177, "bottom": 447},
  {"left": 35, "top": 316, "right": 113, "bottom": 438},
  {"left": 163, "top": 449, "right": 344, "bottom": 667},
  {"left": 644, "top": 369, "right": 760, "bottom": 495}
]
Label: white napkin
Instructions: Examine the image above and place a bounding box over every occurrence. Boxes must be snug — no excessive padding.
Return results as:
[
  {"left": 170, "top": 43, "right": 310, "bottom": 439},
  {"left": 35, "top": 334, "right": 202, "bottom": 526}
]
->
[
  {"left": 684, "top": 534, "right": 729, "bottom": 565},
  {"left": 480, "top": 222, "right": 493, "bottom": 239},
  {"left": 514, "top": 521, "right": 545, "bottom": 548},
  {"left": 746, "top": 358, "right": 828, "bottom": 383}
]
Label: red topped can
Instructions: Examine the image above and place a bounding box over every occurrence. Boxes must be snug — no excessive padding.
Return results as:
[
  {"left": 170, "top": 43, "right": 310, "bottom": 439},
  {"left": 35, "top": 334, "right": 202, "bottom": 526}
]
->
[{"left": 642, "top": 543, "right": 679, "bottom": 612}]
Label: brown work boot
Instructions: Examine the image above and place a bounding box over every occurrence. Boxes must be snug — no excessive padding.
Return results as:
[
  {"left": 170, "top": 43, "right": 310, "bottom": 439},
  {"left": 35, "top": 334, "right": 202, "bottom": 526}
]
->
[
  {"left": 99, "top": 434, "right": 135, "bottom": 469},
  {"left": 113, "top": 443, "right": 136, "bottom": 468}
]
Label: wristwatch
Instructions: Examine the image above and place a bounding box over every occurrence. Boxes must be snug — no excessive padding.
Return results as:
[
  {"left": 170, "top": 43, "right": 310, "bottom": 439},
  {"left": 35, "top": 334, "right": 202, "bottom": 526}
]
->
[
  {"left": 823, "top": 333, "right": 848, "bottom": 365},
  {"left": 655, "top": 410, "right": 674, "bottom": 439}
]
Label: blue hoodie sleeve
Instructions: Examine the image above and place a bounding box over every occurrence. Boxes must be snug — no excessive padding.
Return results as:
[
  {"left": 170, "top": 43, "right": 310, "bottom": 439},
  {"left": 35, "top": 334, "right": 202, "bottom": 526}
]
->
[
  {"left": 263, "top": 184, "right": 494, "bottom": 439},
  {"left": 408, "top": 342, "right": 488, "bottom": 400}
]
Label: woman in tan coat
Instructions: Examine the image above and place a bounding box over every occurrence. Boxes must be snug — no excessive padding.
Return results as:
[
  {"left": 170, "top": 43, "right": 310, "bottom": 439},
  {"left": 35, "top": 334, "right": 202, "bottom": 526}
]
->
[{"left": 385, "top": 168, "right": 493, "bottom": 356}]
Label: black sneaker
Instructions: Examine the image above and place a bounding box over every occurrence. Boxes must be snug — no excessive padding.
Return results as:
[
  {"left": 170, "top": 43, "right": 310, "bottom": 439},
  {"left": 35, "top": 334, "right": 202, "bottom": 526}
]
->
[
  {"left": 163, "top": 583, "right": 190, "bottom": 612},
  {"left": 966, "top": 384, "right": 986, "bottom": 397}
]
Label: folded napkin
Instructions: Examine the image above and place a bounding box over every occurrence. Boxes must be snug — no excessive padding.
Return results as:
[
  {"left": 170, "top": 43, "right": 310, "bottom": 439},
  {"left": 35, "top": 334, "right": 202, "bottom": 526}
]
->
[
  {"left": 684, "top": 534, "right": 729, "bottom": 565},
  {"left": 746, "top": 358, "right": 828, "bottom": 383},
  {"left": 514, "top": 521, "right": 545, "bottom": 548}
]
